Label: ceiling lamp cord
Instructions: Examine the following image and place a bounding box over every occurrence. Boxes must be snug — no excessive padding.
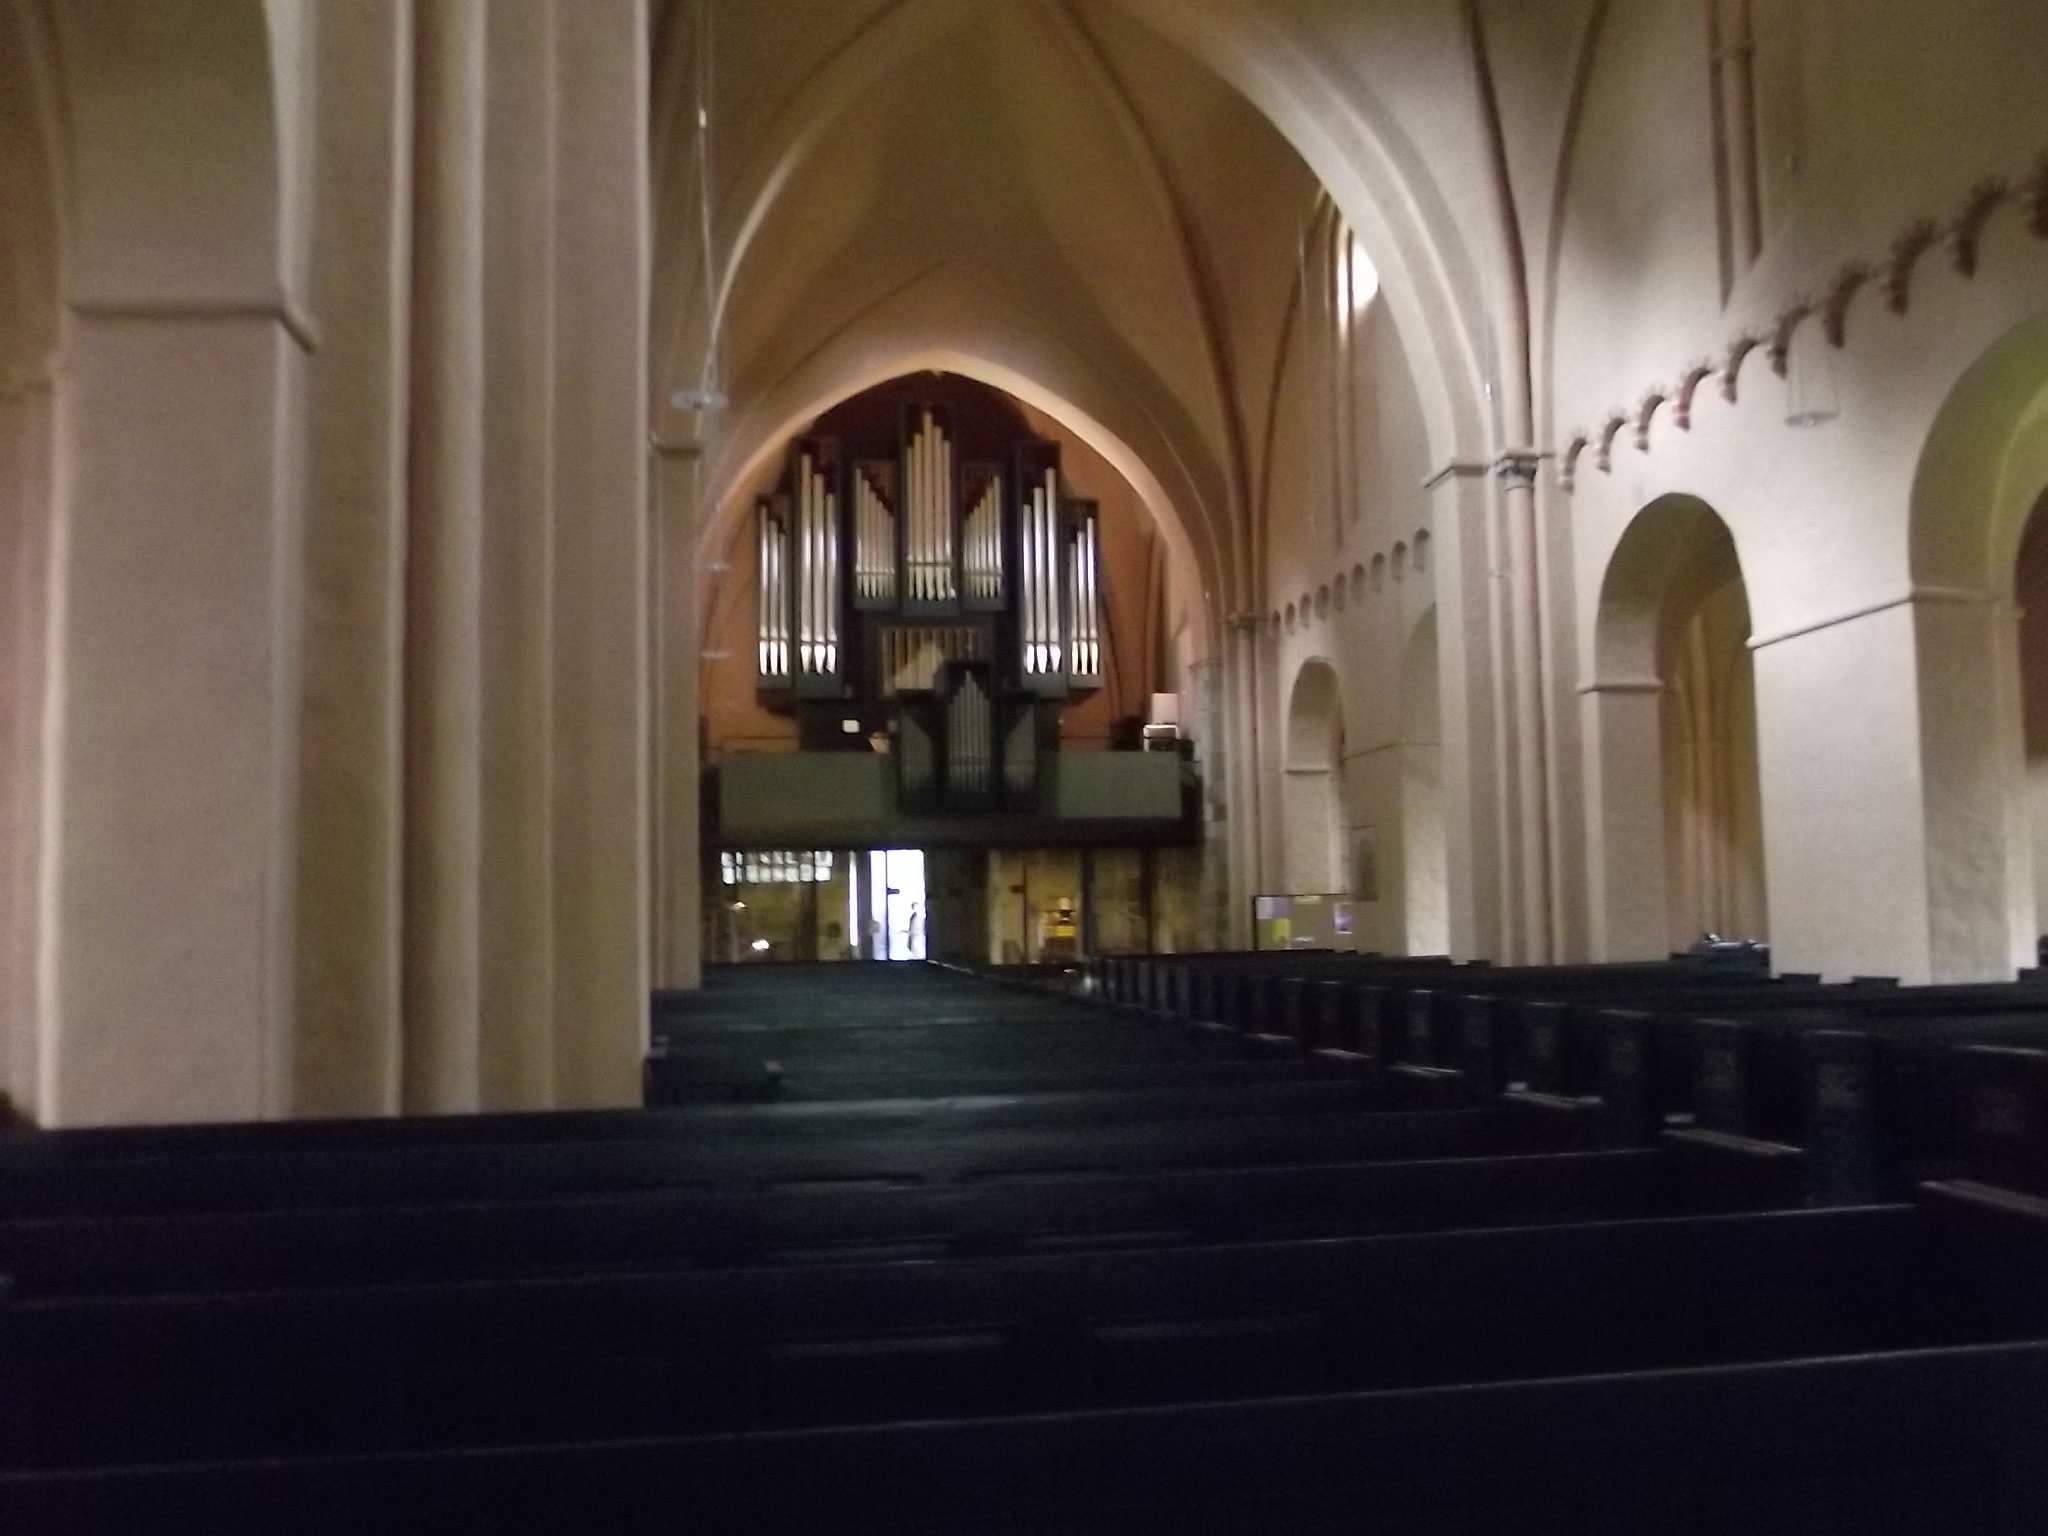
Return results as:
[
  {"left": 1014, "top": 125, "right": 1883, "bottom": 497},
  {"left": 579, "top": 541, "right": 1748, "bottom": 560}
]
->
[{"left": 675, "top": 0, "right": 728, "bottom": 413}]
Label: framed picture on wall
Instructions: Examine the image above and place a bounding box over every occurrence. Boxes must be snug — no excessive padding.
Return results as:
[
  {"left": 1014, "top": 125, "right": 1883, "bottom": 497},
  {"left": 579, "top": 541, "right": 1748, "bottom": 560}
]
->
[{"left": 1351, "top": 827, "right": 1379, "bottom": 903}]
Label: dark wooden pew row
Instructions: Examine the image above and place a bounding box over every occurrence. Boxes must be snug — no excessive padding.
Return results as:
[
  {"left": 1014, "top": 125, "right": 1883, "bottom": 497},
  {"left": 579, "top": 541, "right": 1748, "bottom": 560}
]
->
[
  {"left": 648, "top": 1053, "right": 1314, "bottom": 1105},
  {"left": 0, "top": 1103, "right": 1586, "bottom": 1219},
  {"left": 7, "top": 1334, "right": 2040, "bottom": 1535},
  {"left": 1251, "top": 973, "right": 2048, "bottom": 1121},
  {"left": 646, "top": 1005, "right": 1252, "bottom": 1100},
  {"left": 645, "top": 1031, "right": 1251, "bottom": 1102},
  {"left": 1089, "top": 963, "right": 2048, "bottom": 1204},
  {"left": 0, "top": 1147, "right": 1792, "bottom": 1298},
  {"left": 3, "top": 1200, "right": 2038, "bottom": 1471},
  {"left": 0, "top": 1077, "right": 1395, "bottom": 1169},
  {"left": 1934, "top": 1044, "right": 2048, "bottom": 1200},
  {"left": 1498, "top": 980, "right": 2048, "bottom": 1109}
]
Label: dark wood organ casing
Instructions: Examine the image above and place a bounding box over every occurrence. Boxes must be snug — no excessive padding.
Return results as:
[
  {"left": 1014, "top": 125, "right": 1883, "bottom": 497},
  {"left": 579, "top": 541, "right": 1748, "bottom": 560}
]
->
[{"left": 754, "top": 401, "right": 1106, "bottom": 812}]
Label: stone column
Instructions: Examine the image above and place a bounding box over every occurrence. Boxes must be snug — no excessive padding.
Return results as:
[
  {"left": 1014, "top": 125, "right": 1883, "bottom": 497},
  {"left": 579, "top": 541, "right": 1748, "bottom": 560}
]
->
[
  {"left": 401, "top": 0, "right": 487, "bottom": 1113},
  {"left": 44, "top": 311, "right": 309, "bottom": 1124},
  {"left": 653, "top": 442, "right": 703, "bottom": 990},
  {"left": 1580, "top": 679, "right": 1669, "bottom": 960},
  {"left": 0, "top": 374, "right": 52, "bottom": 1120},
  {"left": 1749, "top": 591, "right": 2033, "bottom": 983},
  {"left": 1423, "top": 464, "right": 1505, "bottom": 960},
  {"left": 547, "top": 0, "right": 650, "bottom": 1106},
  {"left": 476, "top": 0, "right": 559, "bottom": 1109},
  {"left": 1185, "top": 655, "right": 1230, "bottom": 950},
  {"left": 294, "top": 0, "right": 413, "bottom": 1118},
  {"left": 1914, "top": 592, "right": 2032, "bottom": 980},
  {"left": 1499, "top": 454, "right": 1554, "bottom": 961}
]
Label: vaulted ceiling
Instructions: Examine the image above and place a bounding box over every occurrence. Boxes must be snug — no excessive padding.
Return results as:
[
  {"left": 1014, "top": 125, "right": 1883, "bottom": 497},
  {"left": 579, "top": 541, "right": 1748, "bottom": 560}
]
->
[{"left": 651, "top": 0, "right": 1345, "bottom": 615}]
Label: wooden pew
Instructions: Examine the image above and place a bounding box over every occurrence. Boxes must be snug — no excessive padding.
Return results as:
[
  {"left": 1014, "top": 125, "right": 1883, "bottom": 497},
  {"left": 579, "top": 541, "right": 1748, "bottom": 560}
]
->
[
  {"left": 0, "top": 1147, "right": 1793, "bottom": 1297},
  {"left": 7, "top": 1336, "right": 2042, "bottom": 1535},
  {"left": 3, "top": 1201, "right": 2038, "bottom": 1469},
  {"left": 0, "top": 1104, "right": 1586, "bottom": 1219},
  {"left": 0, "top": 1078, "right": 1406, "bottom": 1171}
]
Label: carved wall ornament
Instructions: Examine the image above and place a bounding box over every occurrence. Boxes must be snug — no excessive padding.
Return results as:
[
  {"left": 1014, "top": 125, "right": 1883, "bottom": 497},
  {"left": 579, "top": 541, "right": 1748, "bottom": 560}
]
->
[
  {"left": 1673, "top": 361, "right": 1718, "bottom": 430},
  {"left": 1595, "top": 414, "right": 1629, "bottom": 474},
  {"left": 1821, "top": 261, "right": 1876, "bottom": 348},
  {"left": 1883, "top": 220, "right": 1941, "bottom": 314},
  {"left": 1559, "top": 435, "right": 1590, "bottom": 493},
  {"left": 1768, "top": 302, "right": 1816, "bottom": 378},
  {"left": 1721, "top": 333, "right": 1765, "bottom": 403},
  {"left": 1949, "top": 177, "right": 2011, "bottom": 276},
  {"left": 1548, "top": 146, "right": 2048, "bottom": 487},
  {"left": 1633, "top": 391, "right": 1668, "bottom": 453}
]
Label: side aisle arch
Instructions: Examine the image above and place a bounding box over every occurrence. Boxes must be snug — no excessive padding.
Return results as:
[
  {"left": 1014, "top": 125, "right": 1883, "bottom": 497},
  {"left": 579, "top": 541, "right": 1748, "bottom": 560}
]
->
[{"left": 1586, "top": 495, "right": 1765, "bottom": 959}]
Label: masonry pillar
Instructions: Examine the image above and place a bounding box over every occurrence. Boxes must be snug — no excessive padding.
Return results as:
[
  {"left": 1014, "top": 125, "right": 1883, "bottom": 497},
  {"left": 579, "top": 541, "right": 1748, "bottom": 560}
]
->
[
  {"left": 547, "top": 0, "right": 650, "bottom": 1105},
  {"left": 294, "top": 0, "right": 413, "bottom": 1118},
  {"left": 1751, "top": 592, "right": 2030, "bottom": 983},
  {"left": 476, "top": 0, "right": 559, "bottom": 1108},
  {"left": 1220, "top": 623, "right": 1260, "bottom": 948},
  {"left": 0, "top": 375, "right": 51, "bottom": 1120},
  {"left": 1423, "top": 465, "right": 1505, "bottom": 960},
  {"left": 44, "top": 311, "right": 309, "bottom": 1124},
  {"left": 653, "top": 442, "right": 703, "bottom": 989},
  {"left": 1581, "top": 680, "right": 1669, "bottom": 960},
  {"left": 400, "top": 0, "right": 488, "bottom": 1113}
]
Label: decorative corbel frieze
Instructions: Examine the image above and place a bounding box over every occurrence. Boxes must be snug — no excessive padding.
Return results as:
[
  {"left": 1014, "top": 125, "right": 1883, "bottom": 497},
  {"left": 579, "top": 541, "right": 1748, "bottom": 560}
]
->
[
  {"left": 1721, "top": 333, "right": 1765, "bottom": 404},
  {"left": 1672, "top": 361, "right": 1717, "bottom": 430},
  {"left": 1882, "top": 220, "right": 1941, "bottom": 314},
  {"left": 1595, "top": 413, "right": 1629, "bottom": 474},
  {"left": 1949, "top": 177, "right": 2011, "bottom": 276},
  {"left": 1633, "top": 390, "right": 1667, "bottom": 453},
  {"left": 1768, "top": 301, "right": 1816, "bottom": 377},
  {"left": 2028, "top": 154, "right": 2048, "bottom": 238},
  {"left": 1821, "top": 260, "right": 1876, "bottom": 347},
  {"left": 1559, "top": 435, "right": 1590, "bottom": 493}
]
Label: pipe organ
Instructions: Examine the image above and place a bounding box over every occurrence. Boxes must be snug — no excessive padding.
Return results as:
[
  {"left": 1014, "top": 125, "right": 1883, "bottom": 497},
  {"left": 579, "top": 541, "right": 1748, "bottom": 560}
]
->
[{"left": 754, "top": 400, "right": 1108, "bottom": 812}]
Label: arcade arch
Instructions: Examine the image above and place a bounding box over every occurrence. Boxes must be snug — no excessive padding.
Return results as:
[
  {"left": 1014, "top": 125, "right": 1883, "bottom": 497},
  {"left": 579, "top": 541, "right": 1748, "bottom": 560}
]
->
[
  {"left": 1282, "top": 658, "right": 1344, "bottom": 894},
  {"left": 1588, "top": 496, "right": 1766, "bottom": 959},
  {"left": 1905, "top": 315, "right": 2048, "bottom": 979}
]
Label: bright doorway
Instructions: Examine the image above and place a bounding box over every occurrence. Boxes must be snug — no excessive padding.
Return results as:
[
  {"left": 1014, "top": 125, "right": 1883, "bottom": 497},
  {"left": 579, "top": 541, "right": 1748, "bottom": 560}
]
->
[{"left": 867, "top": 849, "right": 927, "bottom": 960}]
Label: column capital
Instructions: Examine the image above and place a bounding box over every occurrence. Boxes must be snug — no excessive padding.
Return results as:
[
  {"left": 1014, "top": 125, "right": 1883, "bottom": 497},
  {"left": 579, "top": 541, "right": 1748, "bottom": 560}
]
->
[{"left": 1492, "top": 449, "right": 1545, "bottom": 491}]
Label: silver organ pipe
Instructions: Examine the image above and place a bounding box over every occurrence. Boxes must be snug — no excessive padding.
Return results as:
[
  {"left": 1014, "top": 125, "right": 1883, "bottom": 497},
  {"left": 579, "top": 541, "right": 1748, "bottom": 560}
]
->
[
  {"left": 828, "top": 480, "right": 840, "bottom": 671},
  {"left": 948, "top": 670, "right": 990, "bottom": 795},
  {"left": 907, "top": 428, "right": 921, "bottom": 600},
  {"left": 908, "top": 426, "right": 920, "bottom": 599},
  {"left": 1022, "top": 481, "right": 1039, "bottom": 674},
  {"left": 1024, "top": 467, "right": 1060, "bottom": 676},
  {"left": 1082, "top": 513, "right": 1099, "bottom": 676},
  {"left": 756, "top": 497, "right": 790, "bottom": 681},
  {"left": 854, "top": 467, "right": 896, "bottom": 604},
  {"left": 939, "top": 427, "right": 954, "bottom": 597},
  {"left": 963, "top": 475, "right": 1002, "bottom": 602},
  {"left": 905, "top": 410, "right": 956, "bottom": 604},
  {"left": 790, "top": 450, "right": 840, "bottom": 679},
  {"left": 798, "top": 455, "right": 814, "bottom": 675},
  {"left": 1032, "top": 479, "right": 1048, "bottom": 675},
  {"left": 1067, "top": 506, "right": 1100, "bottom": 682}
]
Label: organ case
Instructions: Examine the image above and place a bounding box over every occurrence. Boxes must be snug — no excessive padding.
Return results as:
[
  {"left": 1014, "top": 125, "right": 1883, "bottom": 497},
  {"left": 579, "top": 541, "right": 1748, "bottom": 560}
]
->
[{"left": 750, "top": 400, "right": 1106, "bottom": 815}]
